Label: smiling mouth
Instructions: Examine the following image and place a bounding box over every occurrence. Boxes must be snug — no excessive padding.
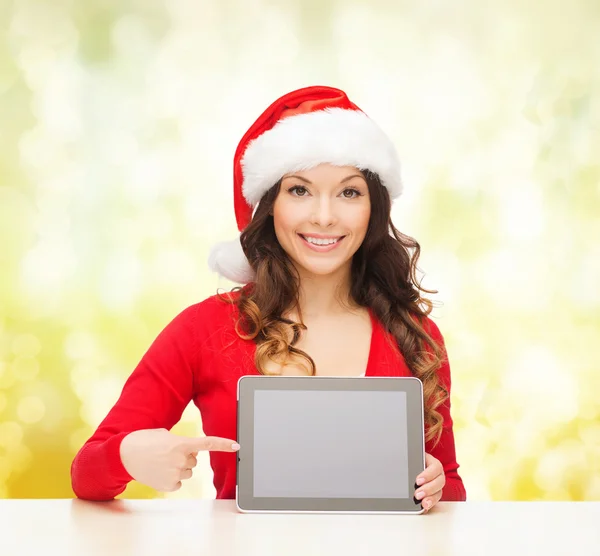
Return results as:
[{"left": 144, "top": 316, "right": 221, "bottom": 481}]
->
[
  {"left": 299, "top": 234, "right": 344, "bottom": 244},
  {"left": 298, "top": 234, "right": 346, "bottom": 249}
]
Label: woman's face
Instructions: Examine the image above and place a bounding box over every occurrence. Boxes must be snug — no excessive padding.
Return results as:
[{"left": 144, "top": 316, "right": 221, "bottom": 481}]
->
[{"left": 272, "top": 164, "right": 371, "bottom": 279}]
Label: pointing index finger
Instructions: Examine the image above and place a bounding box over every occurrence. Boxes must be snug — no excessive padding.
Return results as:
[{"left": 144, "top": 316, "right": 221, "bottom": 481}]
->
[{"left": 183, "top": 436, "right": 240, "bottom": 453}]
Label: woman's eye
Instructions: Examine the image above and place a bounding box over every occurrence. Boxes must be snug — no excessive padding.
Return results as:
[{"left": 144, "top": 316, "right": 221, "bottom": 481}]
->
[
  {"left": 289, "top": 186, "right": 308, "bottom": 196},
  {"left": 342, "top": 188, "right": 360, "bottom": 199}
]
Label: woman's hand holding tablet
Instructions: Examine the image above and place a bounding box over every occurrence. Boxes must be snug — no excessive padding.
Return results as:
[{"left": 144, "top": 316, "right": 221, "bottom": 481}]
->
[{"left": 415, "top": 453, "right": 446, "bottom": 512}]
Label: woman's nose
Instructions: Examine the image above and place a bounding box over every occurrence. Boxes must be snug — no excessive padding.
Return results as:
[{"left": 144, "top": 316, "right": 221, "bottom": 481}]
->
[{"left": 310, "top": 197, "right": 337, "bottom": 227}]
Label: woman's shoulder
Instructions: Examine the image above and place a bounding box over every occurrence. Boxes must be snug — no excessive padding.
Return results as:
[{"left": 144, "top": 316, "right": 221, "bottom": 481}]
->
[
  {"left": 165, "top": 289, "right": 245, "bottom": 344},
  {"left": 402, "top": 311, "right": 447, "bottom": 353},
  {"left": 399, "top": 309, "right": 445, "bottom": 343},
  {"left": 192, "top": 287, "right": 246, "bottom": 320},
  {"left": 422, "top": 315, "right": 445, "bottom": 343}
]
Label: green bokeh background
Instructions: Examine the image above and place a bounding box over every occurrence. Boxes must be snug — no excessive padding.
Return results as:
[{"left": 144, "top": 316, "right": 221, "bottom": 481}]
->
[{"left": 0, "top": 0, "right": 599, "bottom": 500}]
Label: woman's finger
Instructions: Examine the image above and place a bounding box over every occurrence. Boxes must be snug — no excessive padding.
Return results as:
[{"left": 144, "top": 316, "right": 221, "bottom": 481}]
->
[
  {"left": 416, "top": 453, "right": 444, "bottom": 486},
  {"left": 185, "top": 454, "right": 198, "bottom": 469},
  {"left": 421, "top": 491, "right": 442, "bottom": 512},
  {"left": 180, "top": 468, "right": 193, "bottom": 481},
  {"left": 164, "top": 480, "right": 183, "bottom": 492},
  {"left": 415, "top": 472, "right": 446, "bottom": 500},
  {"left": 184, "top": 436, "right": 240, "bottom": 453}
]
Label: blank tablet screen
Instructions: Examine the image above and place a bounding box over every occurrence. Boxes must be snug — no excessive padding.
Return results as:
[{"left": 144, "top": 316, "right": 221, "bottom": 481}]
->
[{"left": 252, "top": 389, "right": 409, "bottom": 498}]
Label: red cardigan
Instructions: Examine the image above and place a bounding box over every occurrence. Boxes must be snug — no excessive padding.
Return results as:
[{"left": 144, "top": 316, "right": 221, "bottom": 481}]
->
[{"left": 71, "top": 291, "right": 467, "bottom": 502}]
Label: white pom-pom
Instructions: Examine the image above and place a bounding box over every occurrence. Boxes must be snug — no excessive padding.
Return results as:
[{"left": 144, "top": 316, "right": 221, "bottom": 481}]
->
[{"left": 208, "top": 236, "right": 255, "bottom": 284}]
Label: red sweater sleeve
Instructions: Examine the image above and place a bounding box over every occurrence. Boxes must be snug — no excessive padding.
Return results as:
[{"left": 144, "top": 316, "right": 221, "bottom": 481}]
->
[
  {"left": 70, "top": 305, "right": 199, "bottom": 500},
  {"left": 424, "top": 318, "right": 467, "bottom": 502}
]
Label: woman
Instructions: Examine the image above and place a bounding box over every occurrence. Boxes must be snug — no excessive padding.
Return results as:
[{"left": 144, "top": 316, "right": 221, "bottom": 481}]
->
[{"left": 71, "top": 86, "right": 467, "bottom": 511}]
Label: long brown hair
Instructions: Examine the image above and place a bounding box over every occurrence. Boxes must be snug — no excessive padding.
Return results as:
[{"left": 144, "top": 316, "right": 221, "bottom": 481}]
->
[{"left": 219, "top": 170, "right": 448, "bottom": 446}]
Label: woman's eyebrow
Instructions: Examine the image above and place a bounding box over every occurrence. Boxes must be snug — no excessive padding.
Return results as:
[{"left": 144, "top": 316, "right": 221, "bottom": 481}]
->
[
  {"left": 285, "top": 175, "right": 313, "bottom": 184},
  {"left": 340, "top": 174, "right": 365, "bottom": 183},
  {"left": 284, "top": 174, "right": 364, "bottom": 184}
]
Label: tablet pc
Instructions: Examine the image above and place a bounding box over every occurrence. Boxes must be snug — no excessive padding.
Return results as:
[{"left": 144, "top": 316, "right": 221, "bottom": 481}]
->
[{"left": 236, "top": 376, "right": 425, "bottom": 514}]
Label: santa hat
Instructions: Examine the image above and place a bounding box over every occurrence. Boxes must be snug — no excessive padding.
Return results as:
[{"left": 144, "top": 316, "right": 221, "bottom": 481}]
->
[{"left": 208, "top": 85, "right": 403, "bottom": 284}]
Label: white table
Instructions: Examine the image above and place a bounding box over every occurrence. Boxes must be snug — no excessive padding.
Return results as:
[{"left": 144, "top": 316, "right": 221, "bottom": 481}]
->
[{"left": 1, "top": 499, "right": 598, "bottom": 555}]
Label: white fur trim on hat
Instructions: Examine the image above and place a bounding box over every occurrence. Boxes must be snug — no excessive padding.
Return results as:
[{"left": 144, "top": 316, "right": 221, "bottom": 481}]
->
[
  {"left": 240, "top": 107, "right": 402, "bottom": 207},
  {"left": 208, "top": 237, "right": 255, "bottom": 284}
]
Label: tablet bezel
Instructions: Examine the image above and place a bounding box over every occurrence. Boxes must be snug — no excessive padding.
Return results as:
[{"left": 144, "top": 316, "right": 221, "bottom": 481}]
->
[{"left": 236, "top": 375, "right": 425, "bottom": 514}]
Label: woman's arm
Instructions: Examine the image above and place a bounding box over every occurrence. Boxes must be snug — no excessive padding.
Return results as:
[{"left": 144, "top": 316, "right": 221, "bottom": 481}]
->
[
  {"left": 424, "top": 318, "right": 467, "bottom": 502},
  {"left": 70, "top": 304, "right": 200, "bottom": 500}
]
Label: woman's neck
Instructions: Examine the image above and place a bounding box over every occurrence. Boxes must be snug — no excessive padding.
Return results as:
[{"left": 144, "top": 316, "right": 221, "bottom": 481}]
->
[{"left": 293, "top": 264, "right": 357, "bottom": 319}]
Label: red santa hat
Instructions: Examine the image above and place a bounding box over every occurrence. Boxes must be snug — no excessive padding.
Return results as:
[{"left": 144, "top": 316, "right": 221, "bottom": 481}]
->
[{"left": 208, "top": 85, "right": 403, "bottom": 283}]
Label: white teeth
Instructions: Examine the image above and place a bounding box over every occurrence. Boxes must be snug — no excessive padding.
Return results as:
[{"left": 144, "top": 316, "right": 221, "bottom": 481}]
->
[{"left": 304, "top": 236, "right": 340, "bottom": 246}]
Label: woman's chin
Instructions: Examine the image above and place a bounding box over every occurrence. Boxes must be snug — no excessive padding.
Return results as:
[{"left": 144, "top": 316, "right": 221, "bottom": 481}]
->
[{"left": 294, "top": 257, "right": 350, "bottom": 278}]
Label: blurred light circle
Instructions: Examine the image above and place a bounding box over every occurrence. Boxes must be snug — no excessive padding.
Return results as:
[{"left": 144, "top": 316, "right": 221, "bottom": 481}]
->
[
  {"left": 17, "top": 396, "right": 46, "bottom": 424},
  {"left": 64, "top": 331, "right": 97, "bottom": 360}
]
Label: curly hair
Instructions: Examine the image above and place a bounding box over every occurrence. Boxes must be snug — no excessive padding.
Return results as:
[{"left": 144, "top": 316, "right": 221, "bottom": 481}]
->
[{"left": 218, "top": 171, "right": 449, "bottom": 447}]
